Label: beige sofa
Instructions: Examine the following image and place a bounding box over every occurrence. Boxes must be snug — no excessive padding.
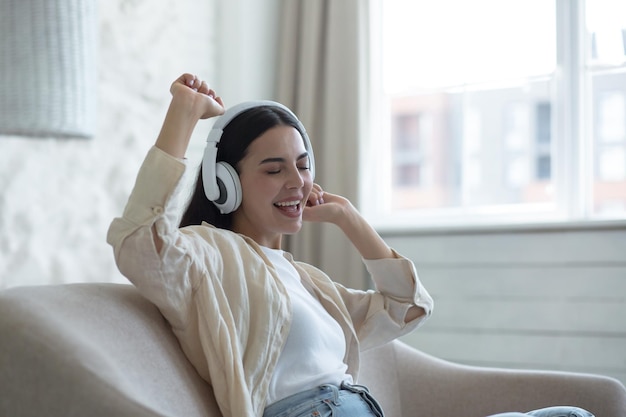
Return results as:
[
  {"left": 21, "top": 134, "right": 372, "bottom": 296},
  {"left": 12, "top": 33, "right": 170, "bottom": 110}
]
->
[{"left": 1, "top": 283, "right": 625, "bottom": 417}]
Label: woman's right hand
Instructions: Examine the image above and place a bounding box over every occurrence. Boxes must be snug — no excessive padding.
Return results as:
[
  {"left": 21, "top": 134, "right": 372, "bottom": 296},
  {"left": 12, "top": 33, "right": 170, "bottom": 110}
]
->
[
  {"left": 155, "top": 73, "right": 225, "bottom": 159},
  {"left": 170, "top": 73, "right": 225, "bottom": 120}
]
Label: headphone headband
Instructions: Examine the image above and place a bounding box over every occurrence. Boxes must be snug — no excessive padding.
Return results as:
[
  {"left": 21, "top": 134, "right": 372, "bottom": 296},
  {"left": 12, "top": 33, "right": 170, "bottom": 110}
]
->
[{"left": 202, "top": 100, "right": 315, "bottom": 214}]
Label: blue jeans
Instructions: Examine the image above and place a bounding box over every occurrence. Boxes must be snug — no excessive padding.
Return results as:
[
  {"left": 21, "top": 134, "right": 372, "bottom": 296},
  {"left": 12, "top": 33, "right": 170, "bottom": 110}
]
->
[
  {"left": 262, "top": 384, "right": 593, "bottom": 417},
  {"left": 263, "top": 382, "right": 384, "bottom": 417},
  {"left": 488, "top": 406, "right": 595, "bottom": 417}
]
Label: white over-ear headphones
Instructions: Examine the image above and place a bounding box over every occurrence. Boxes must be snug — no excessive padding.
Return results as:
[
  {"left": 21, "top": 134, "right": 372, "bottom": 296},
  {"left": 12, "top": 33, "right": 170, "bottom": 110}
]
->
[{"left": 202, "top": 100, "right": 315, "bottom": 214}]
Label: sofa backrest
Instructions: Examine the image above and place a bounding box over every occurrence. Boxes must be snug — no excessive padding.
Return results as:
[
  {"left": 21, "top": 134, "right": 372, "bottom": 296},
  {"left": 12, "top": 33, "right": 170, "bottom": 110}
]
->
[{"left": 0, "top": 283, "right": 221, "bottom": 417}]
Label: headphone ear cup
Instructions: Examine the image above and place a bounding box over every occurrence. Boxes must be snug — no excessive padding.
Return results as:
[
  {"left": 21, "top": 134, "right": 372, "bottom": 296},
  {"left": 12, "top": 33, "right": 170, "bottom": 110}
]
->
[{"left": 213, "top": 162, "right": 242, "bottom": 214}]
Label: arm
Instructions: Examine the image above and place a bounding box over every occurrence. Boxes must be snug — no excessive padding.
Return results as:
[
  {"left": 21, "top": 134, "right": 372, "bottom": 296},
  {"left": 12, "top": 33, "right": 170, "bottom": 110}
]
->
[
  {"left": 107, "top": 74, "right": 225, "bottom": 326},
  {"left": 303, "top": 185, "right": 391, "bottom": 260},
  {"left": 303, "top": 186, "right": 425, "bottom": 322},
  {"left": 152, "top": 74, "right": 224, "bottom": 251}
]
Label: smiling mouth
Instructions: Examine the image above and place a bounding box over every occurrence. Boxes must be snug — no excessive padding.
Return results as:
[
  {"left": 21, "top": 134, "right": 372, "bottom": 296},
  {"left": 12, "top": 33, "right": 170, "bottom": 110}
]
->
[{"left": 274, "top": 200, "right": 301, "bottom": 213}]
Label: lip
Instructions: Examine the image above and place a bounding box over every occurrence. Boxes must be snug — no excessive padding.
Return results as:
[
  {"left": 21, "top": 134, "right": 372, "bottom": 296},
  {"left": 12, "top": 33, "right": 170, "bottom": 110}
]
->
[
  {"left": 273, "top": 196, "right": 304, "bottom": 218},
  {"left": 273, "top": 195, "right": 304, "bottom": 205}
]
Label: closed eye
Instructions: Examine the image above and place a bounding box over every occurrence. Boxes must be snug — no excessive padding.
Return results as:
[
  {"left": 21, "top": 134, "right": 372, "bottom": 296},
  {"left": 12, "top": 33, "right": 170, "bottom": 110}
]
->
[
  {"left": 260, "top": 152, "right": 310, "bottom": 174},
  {"left": 267, "top": 166, "right": 308, "bottom": 175}
]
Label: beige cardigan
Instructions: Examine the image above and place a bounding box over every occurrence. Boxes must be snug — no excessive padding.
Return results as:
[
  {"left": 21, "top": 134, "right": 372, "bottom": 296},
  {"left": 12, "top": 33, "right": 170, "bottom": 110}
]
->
[{"left": 107, "top": 146, "right": 433, "bottom": 417}]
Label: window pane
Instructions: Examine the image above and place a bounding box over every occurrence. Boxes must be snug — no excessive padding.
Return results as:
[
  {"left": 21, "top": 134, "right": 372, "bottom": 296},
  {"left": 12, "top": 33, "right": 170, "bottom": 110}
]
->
[
  {"left": 383, "top": 0, "right": 556, "bottom": 215},
  {"left": 383, "top": 0, "right": 556, "bottom": 92},
  {"left": 587, "top": 1, "right": 626, "bottom": 217},
  {"left": 587, "top": 0, "right": 626, "bottom": 64}
]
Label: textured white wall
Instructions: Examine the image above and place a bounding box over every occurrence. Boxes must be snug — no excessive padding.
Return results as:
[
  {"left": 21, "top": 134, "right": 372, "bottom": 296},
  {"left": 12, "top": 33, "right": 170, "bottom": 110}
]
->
[{"left": 0, "top": 0, "right": 216, "bottom": 288}]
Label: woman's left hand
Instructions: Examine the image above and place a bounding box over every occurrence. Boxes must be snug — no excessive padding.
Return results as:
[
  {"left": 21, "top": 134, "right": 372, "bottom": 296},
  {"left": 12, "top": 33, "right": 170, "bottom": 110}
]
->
[{"left": 303, "top": 184, "right": 354, "bottom": 225}]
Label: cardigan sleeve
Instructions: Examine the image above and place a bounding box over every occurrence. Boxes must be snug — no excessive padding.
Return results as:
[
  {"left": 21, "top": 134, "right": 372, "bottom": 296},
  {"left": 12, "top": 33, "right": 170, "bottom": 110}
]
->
[
  {"left": 298, "top": 252, "right": 433, "bottom": 353},
  {"left": 356, "top": 251, "right": 433, "bottom": 350},
  {"left": 363, "top": 249, "right": 433, "bottom": 324},
  {"left": 106, "top": 146, "right": 199, "bottom": 329}
]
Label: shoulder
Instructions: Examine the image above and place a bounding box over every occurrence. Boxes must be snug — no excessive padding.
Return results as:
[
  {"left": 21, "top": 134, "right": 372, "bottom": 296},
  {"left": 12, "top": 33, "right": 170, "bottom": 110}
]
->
[{"left": 180, "top": 223, "right": 266, "bottom": 262}]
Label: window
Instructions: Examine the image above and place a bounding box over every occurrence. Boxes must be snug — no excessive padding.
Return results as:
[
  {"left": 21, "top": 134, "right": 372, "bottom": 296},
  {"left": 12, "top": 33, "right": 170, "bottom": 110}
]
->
[{"left": 366, "top": 0, "right": 626, "bottom": 228}]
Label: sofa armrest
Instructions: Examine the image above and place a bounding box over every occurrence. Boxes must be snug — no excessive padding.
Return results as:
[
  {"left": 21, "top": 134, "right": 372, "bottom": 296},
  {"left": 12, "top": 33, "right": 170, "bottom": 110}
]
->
[{"left": 389, "top": 341, "right": 626, "bottom": 417}]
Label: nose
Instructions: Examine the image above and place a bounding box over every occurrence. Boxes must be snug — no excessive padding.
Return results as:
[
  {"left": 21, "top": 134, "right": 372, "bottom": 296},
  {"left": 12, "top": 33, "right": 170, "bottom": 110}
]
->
[{"left": 286, "top": 166, "right": 305, "bottom": 189}]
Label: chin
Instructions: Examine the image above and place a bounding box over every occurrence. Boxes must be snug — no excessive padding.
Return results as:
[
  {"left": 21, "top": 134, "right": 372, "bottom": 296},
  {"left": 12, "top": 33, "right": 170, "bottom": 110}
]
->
[{"left": 282, "top": 223, "right": 303, "bottom": 235}]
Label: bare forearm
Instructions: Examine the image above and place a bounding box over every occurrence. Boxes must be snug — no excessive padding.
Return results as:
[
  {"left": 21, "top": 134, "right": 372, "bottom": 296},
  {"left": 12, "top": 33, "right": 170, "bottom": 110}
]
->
[
  {"left": 155, "top": 95, "right": 202, "bottom": 159},
  {"left": 304, "top": 188, "right": 394, "bottom": 260},
  {"left": 337, "top": 206, "right": 395, "bottom": 260},
  {"left": 338, "top": 205, "right": 425, "bottom": 322},
  {"left": 150, "top": 74, "right": 224, "bottom": 251}
]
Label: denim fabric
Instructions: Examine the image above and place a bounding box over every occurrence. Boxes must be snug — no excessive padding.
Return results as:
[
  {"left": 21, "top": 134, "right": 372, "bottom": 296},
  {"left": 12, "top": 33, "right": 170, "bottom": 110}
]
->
[
  {"left": 263, "top": 382, "right": 384, "bottom": 417},
  {"left": 487, "top": 406, "right": 595, "bottom": 417}
]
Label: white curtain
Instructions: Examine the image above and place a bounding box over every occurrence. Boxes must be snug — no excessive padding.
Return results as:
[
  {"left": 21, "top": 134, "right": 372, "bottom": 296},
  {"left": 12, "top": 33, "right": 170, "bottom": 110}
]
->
[{"left": 276, "top": 0, "right": 371, "bottom": 289}]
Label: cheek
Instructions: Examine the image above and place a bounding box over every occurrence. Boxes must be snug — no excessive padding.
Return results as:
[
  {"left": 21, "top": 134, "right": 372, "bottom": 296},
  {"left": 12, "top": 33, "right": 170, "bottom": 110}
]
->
[{"left": 241, "top": 176, "right": 274, "bottom": 203}]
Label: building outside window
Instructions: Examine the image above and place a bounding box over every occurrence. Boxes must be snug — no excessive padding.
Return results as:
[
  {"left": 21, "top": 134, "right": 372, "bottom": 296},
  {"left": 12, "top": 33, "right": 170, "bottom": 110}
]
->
[{"left": 366, "top": 0, "right": 626, "bottom": 228}]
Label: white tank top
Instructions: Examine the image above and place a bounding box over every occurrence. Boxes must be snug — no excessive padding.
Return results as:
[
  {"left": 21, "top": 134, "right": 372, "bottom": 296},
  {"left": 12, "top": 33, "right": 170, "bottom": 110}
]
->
[{"left": 261, "top": 247, "right": 352, "bottom": 406}]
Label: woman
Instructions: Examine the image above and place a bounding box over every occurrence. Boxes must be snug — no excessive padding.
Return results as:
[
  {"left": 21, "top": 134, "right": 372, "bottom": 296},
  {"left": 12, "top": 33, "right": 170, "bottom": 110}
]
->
[{"left": 107, "top": 74, "right": 593, "bottom": 417}]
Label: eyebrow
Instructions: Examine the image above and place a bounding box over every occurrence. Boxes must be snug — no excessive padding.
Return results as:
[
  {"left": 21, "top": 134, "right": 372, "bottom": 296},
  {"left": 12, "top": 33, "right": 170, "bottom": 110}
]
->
[{"left": 259, "top": 152, "right": 309, "bottom": 165}]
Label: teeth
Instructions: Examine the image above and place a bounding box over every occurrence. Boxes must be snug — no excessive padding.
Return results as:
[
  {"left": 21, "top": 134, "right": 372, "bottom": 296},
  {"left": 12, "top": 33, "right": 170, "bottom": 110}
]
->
[{"left": 275, "top": 200, "right": 299, "bottom": 207}]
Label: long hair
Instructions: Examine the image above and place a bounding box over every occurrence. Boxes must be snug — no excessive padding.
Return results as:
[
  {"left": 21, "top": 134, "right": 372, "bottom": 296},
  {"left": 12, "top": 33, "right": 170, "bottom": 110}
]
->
[{"left": 179, "top": 105, "right": 306, "bottom": 230}]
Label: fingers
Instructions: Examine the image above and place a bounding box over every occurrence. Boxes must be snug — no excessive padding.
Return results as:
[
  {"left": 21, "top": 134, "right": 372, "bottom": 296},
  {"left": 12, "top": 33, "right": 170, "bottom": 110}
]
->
[
  {"left": 186, "top": 75, "right": 205, "bottom": 92},
  {"left": 171, "top": 73, "right": 225, "bottom": 119},
  {"left": 307, "top": 183, "right": 325, "bottom": 206},
  {"left": 177, "top": 73, "right": 224, "bottom": 102},
  {"left": 177, "top": 73, "right": 212, "bottom": 95},
  {"left": 176, "top": 73, "right": 197, "bottom": 90},
  {"left": 314, "top": 184, "right": 325, "bottom": 204}
]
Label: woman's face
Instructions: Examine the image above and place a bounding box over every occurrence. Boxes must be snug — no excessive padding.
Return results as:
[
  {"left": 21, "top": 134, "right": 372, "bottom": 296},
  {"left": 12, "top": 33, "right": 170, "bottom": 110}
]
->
[{"left": 232, "top": 125, "right": 313, "bottom": 248}]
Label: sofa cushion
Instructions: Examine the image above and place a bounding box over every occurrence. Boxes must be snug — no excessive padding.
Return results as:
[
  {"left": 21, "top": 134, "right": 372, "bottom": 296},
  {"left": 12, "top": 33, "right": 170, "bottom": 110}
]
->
[{"left": 359, "top": 342, "right": 403, "bottom": 416}]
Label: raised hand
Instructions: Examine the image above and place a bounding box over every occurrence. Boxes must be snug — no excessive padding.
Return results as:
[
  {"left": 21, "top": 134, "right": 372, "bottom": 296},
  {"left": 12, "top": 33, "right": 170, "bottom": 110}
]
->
[
  {"left": 155, "top": 73, "right": 225, "bottom": 159},
  {"left": 170, "top": 73, "right": 225, "bottom": 120}
]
